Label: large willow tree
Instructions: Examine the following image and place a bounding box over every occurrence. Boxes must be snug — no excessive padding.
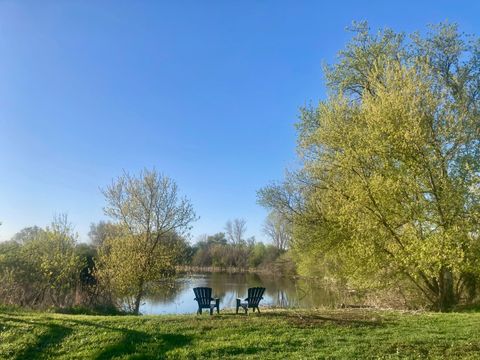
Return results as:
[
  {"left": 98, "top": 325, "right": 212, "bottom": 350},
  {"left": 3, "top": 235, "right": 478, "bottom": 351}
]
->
[{"left": 259, "top": 23, "right": 480, "bottom": 311}]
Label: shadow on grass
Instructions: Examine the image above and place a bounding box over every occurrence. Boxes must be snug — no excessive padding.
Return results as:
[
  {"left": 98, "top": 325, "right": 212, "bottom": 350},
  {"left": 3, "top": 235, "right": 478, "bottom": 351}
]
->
[
  {"left": 2, "top": 316, "right": 73, "bottom": 360},
  {"left": 68, "top": 319, "right": 192, "bottom": 359},
  {"left": 260, "top": 311, "right": 386, "bottom": 328},
  {"left": 209, "top": 345, "right": 262, "bottom": 357},
  {"left": 2, "top": 316, "right": 192, "bottom": 360}
]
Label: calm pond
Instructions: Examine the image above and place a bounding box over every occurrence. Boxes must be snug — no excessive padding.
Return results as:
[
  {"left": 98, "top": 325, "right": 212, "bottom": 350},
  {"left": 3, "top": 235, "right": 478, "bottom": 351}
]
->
[{"left": 140, "top": 272, "right": 348, "bottom": 315}]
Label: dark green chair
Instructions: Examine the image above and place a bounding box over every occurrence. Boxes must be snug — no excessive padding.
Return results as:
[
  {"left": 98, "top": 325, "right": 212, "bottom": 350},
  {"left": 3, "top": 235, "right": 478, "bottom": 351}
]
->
[
  {"left": 193, "top": 287, "right": 220, "bottom": 315},
  {"left": 236, "top": 287, "right": 265, "bottom": 314}
]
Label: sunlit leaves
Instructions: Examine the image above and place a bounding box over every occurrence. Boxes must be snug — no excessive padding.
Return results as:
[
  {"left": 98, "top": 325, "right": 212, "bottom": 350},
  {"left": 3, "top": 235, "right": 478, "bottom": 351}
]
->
[
  {"left": 98, "top": 169, "right": 196, "bottom": 314},
  {"left": 260, "top": 23, "right": 480, "bottom": 310}
]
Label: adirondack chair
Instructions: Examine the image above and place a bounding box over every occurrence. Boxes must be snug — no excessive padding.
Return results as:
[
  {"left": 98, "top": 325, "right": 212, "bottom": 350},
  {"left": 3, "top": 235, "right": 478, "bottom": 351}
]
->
[
  {"left": 193, "top": 287, "right": 220, "bottom": 315},
  {"left": 236, "top": 287, "right": 265, "bottom": 314}
]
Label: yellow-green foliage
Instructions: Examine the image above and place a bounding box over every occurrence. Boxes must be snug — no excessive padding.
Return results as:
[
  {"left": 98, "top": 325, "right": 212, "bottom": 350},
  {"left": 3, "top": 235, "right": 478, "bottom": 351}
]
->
[
  {"left": 0, "top": 216, "right": 82, "bottom": 308},
  {"left": 98, "top": 169, "right": 196, "bottom": 314},
  {"left": 260, "top": 23, "right": 480, "bottom": 310},
  {"left": 24, "top": 229, "right": 81, "bottom": 294},
  {"left": 98, "top": 232, "right": 181, "bottom": 312}
]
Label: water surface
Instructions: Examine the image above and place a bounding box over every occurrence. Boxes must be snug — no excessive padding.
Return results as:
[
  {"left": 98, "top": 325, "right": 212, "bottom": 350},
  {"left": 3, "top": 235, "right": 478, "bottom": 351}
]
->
[{"left": 140, "top": 272, "right": 344, "bottom": 315}]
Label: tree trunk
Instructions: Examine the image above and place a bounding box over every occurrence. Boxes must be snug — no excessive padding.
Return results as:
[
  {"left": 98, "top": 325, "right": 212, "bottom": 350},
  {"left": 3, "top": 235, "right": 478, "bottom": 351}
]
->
[
  {"left": 437, "top": 267, "right": 456, "bottom": 312},
  {"left": 133, "top": 283, "right": 144, "bottom": 315}
]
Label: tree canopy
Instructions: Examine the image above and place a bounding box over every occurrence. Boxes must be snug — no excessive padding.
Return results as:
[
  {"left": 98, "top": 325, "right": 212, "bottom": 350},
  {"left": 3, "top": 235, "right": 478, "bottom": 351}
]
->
[
  {"left": 99, "top": 168, "right": 197, "bottom": 314},
  {"left": 259, "top": 22, "right": 480, "bottom": 311}
]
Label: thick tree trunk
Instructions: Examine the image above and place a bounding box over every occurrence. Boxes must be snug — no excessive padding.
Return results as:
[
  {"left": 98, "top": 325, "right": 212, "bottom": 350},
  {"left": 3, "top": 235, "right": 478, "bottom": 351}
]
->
[{"left": 437, "top": 267, "right": 456, "bottom": 312}]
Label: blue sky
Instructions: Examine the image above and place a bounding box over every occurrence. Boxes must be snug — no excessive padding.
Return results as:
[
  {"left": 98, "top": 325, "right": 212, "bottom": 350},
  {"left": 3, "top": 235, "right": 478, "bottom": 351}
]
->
[{"left": 0, "top": 1, "right": 478, "bottom": 243}]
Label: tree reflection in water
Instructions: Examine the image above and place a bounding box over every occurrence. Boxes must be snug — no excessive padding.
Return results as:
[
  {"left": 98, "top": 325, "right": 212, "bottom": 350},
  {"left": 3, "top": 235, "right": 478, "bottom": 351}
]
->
[{"left": 140, "top": 272, "right": 344, "bottom": 315}]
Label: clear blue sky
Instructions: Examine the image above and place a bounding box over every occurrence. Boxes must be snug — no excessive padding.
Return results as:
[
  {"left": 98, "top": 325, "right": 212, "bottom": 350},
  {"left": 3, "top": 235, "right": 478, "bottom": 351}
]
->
[{"left": 0, "top": 1, "right": 478, "bottom": 243}]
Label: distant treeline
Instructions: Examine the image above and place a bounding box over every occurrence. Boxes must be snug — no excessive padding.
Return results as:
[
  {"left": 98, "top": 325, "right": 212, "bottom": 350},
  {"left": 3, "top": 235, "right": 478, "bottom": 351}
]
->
[
  {"left": 182, "top": 232, "right": 294, "bottom": 274},
  {"left": 89, "top": 218, "right": 294, "bottom": 274}
]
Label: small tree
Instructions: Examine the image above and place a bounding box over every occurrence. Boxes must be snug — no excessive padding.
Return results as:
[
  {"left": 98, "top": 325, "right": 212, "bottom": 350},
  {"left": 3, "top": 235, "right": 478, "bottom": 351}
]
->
[
  {"left": 11, "top": 226, "right": 45, "bottom": 244},
  {"left": 0, "top": 215, "right": 82, "bottom": 308},
  {"left": 263, "top": 211, "right": 291, "bottom": 251},
  {"left": 99, "top": 169, "right": 196, "bottom": 314},
  {"left": 225, "top": 218, "right": 247, "bottom": 245},
  {"left": 88, "top": 221, "right": 124, "bottom": 249}
]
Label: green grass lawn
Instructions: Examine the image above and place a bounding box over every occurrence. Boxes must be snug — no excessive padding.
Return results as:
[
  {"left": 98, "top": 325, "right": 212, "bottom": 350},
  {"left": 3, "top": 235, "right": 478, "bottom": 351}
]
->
[{"left": 1, "top": 308, "right": 479, "bottom": 359}]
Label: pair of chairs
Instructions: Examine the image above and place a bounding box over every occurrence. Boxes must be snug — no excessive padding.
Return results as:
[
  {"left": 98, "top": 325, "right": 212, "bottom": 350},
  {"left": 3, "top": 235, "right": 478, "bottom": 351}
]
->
[{"left": 193, "top": 287, "right": 265, "bottom": 315}]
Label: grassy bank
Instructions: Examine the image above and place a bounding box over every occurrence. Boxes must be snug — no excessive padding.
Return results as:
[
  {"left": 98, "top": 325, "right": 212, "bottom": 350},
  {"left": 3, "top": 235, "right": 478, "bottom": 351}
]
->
[{"left": 1, "top": 308, "right": 479, "bottom": 359}]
